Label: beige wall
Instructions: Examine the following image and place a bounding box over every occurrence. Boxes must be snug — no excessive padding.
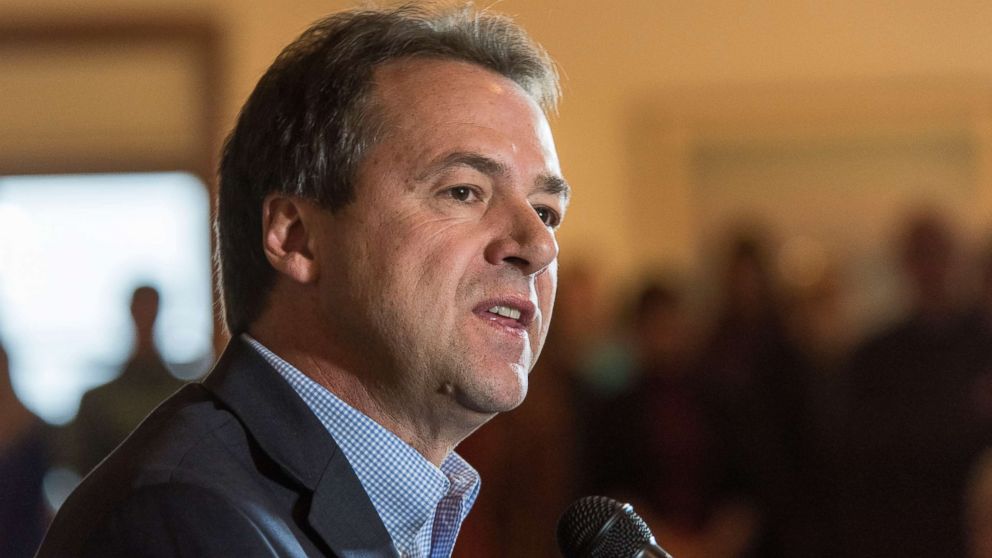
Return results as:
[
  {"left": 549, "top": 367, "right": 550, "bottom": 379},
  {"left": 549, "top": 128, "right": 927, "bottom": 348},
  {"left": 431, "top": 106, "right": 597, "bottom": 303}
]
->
[{"left": 6, "top": 0, "right": 992, "bottom": 301}]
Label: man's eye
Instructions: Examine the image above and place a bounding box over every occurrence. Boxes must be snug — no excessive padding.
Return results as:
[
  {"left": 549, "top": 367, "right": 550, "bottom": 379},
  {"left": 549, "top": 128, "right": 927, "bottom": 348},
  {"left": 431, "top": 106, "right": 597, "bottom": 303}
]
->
[
  {"left": 534, "top": 206, "right": 560, "bottom": 228},
  {"left": 447, "top": 186, "right": 478, "bottom": 202}
]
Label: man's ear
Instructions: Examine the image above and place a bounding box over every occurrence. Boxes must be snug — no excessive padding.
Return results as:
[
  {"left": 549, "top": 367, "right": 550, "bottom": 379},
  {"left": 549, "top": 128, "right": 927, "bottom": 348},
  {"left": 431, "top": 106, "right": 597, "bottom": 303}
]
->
[{"left": 261, "top": 193, "right": 319, "bottom": 284}]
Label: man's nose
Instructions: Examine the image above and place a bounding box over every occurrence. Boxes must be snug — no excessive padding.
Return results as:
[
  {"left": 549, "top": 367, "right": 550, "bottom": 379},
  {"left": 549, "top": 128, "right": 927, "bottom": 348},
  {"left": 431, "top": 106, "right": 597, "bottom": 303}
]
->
[{"left": 484, "top": 199, "right": 559, "bottom": 276}]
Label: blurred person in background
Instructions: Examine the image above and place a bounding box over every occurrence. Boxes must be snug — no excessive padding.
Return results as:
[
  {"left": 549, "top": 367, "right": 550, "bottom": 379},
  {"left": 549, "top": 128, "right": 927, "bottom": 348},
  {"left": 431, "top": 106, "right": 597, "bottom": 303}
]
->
[
  {"left": 962, "top": 235, "right": 992, "bottom": 424},
  {"left": 783, "top": 264, "right": 849, "bottom": 372},
  {"left": 68, "top": 285, "right": 184, "bottom": 476},
  {"left": 841, "top": 210, "right": 991, "bottom": 557},
  {"left": 0, "top": 341, "right": 51, "bottom": 558},
  {"left": 538, "top": 263, "right": 612, "bottom": 499},
  {"left": 777, "top": 258, "right": 850, "bottom": 558},
  {"left": 604, "top": 280, "right": 758, "bottom": 558},
  {"left": 958, "top": 236, "right": 992, "bottom": 558},
  {"left": 966, "top": 448, "right": 992, "bottom": 558},
  {"left": 697, "top": 231, "right": 824, "bottom": 557}
]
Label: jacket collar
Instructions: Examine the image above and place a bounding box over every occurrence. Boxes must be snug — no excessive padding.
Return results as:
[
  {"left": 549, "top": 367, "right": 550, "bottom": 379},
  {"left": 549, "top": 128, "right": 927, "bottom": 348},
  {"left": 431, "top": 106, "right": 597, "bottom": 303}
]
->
[{"left": 203, "top": 337, "right": 399, "bottom": 558}]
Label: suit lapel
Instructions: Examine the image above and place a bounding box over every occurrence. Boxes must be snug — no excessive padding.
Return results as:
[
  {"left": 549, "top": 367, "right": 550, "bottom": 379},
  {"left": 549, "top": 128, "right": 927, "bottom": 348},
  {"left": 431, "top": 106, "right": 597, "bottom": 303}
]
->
[
  {"left": 309, "top": 452, "right": 401, "bottom": 558},
  {"left": 203, "top": 338, "right": 399, "bottom": 558}
]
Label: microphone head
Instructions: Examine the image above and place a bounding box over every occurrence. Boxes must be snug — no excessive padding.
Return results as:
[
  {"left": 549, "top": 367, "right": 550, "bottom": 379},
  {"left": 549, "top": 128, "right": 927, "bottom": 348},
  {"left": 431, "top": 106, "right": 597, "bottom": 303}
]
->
[{"left": 556, "top": 496, "right": 658, "bottom": 558}]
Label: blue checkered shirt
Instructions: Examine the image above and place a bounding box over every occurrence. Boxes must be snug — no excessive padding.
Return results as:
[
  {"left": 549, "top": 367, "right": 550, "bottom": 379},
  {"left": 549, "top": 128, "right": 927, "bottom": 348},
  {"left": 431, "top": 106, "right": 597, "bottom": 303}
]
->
[{"left": 243, "top": 335, "right": 480, "bottom": 558}]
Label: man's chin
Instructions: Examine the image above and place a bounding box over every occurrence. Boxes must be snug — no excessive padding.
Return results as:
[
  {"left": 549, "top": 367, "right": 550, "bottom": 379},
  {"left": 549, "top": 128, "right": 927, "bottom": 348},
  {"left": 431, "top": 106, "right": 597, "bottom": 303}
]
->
[{"left": 453, "top": 363, "right": 529, "bottom": 415}]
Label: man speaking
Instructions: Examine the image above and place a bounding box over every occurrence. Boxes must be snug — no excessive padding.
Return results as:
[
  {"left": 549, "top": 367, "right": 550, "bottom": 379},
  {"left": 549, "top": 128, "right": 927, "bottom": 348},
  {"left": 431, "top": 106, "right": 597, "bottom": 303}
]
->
[{"left": 37, "top": 4, "right": 569, "bottom": 557}]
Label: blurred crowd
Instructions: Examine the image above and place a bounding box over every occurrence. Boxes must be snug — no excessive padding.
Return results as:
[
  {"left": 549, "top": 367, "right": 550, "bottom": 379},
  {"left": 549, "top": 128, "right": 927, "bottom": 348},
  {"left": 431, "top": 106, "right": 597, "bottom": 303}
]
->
[
  {"left": 5, "top": 209, "right": 992, "bottom": 557},
  {"left": 0, "top": 286, "right": 184, "bottom": 558},
  {"left": 456, "top": 209, "right": 992, "bottom": 558}
]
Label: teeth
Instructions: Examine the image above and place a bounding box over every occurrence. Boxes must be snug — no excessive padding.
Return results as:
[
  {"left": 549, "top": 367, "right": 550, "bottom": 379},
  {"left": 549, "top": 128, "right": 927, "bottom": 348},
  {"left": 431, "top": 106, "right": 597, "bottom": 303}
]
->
[{"left": 488, "top": 305, "right": 522, "bottom": 320}]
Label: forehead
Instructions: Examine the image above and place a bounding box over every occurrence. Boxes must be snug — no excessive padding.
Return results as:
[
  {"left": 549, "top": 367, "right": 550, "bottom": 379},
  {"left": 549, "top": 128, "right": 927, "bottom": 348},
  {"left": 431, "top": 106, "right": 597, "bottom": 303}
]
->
[
  {"left": 368, "top": 58, "right": 560, "bottom": 172},
  {"left": 373, "top": 57, "right": 538, "bottom": 120}
]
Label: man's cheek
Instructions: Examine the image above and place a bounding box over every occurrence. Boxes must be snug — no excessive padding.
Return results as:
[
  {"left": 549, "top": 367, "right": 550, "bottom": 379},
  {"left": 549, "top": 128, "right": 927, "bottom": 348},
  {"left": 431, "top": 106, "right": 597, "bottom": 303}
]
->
[{"left": 538, "top": 273, "right": 557, "bottom": 312}]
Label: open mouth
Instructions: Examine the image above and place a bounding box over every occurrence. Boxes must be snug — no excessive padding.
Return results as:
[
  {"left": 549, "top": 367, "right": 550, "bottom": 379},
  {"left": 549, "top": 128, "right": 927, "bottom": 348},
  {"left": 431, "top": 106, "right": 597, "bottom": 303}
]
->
[
  {"left": 487, "top": 305, "right": 522, "bottom": 321},
  {"left": 474, "top": 298, "right": 536, "bottom": 329}
]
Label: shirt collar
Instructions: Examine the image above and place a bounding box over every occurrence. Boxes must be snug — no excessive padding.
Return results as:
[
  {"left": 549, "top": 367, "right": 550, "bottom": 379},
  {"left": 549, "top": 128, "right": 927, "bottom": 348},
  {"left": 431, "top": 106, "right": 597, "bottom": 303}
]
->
[{"left": 241, "top": 334, "right": 480, "bottom": 557}]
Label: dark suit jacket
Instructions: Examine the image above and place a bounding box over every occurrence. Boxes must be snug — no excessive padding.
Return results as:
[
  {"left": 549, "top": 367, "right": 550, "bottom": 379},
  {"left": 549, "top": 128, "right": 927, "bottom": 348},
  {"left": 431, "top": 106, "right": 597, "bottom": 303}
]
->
[{"left": 36, "top": 338, "right": 400, "bottom": 557}]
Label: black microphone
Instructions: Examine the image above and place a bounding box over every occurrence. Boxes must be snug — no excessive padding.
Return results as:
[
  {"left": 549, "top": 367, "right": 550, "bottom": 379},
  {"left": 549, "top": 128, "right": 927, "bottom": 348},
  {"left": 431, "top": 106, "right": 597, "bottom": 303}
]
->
[{"left": 556, "top": 496, "right": 673, "bottom": 558}]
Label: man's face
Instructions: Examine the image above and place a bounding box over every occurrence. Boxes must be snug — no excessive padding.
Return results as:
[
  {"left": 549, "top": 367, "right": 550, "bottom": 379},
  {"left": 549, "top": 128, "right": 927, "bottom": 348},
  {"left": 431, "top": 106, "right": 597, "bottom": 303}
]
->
[{"left": 311, "top": 58, "right": 568, "bottom": 429}]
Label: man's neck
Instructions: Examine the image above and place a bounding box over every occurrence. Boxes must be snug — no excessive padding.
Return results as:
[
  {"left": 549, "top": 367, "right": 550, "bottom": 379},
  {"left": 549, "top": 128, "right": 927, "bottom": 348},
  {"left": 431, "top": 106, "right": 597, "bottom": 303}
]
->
[{"left": 244, "top": 324, "right": 459, "bottom": 466}]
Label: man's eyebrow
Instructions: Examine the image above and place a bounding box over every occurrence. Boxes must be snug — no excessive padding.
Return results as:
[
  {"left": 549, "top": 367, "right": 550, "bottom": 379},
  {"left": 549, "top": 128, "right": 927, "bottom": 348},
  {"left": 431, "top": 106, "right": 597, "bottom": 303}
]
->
[
  {"left": 539, "top": 175, "right": 571, "bottom": 203},
  {"left": 417, "top": 150, "right": 571, "bottom": 202},
  {"left": 416, "top": 152, "right": 508, "bottom": 181}
]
